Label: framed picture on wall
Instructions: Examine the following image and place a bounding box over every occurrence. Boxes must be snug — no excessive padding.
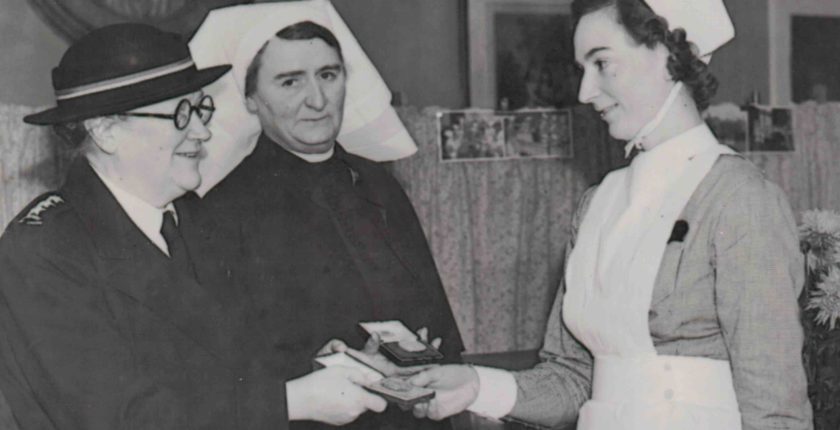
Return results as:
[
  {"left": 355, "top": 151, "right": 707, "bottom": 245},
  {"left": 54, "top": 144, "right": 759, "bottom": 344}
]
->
[
  {"left": 768, "top": 1, "right": 840, "bottom": 104},
  {"left": 746, "top": 105, "right": 794, "bottom": 153},
  {"left": 438, "top": 110, "right": 511, "bottom": 161},
  {"left": 467, "top": 0, "right": 577, "bottom": 110},
  {"left": 703, "top": 103, "right": 748, "bottom": 153},
  {"left": 437, "top": 108, "right": 573, "bottom": 162}
]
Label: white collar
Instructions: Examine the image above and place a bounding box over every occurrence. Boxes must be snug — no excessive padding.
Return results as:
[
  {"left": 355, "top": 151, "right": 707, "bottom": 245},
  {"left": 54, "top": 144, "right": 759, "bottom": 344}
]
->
[
  {"left": 627, "top": 124, "right": 716, "bottom": 205},
  {"left": 289, "top": 147, "right": 335, "bottom": 163},
  {"left": 89, "top": 163, "right": 174, "bottom": 255}
]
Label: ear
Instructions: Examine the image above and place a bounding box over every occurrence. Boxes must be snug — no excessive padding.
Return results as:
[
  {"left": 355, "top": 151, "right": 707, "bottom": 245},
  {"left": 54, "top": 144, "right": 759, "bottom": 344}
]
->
[
  {"left": 84, "top": 117, "right": 120, "bottom": 154},
  {"left": 244, "top": 95, "right": 259, "bottom": 114},
  {"left": 654, "top": 43, "right": 673, "bottom": 82}
]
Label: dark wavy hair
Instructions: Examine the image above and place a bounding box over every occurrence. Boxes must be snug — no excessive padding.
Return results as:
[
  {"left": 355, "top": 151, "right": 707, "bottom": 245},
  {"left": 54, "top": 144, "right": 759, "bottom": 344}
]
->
[
  {"left": 572, "top": 0, "right": 718, "bottom": 110},
  {"left": 244, "top": 21, "right": 343, "bottom": 98}
]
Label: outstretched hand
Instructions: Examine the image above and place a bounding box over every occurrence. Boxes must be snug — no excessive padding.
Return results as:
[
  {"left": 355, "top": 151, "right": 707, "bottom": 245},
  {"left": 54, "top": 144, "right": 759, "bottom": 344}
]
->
[
  {"left": 286, "top": 366, "right": 387, "bottom": 425},
  {"left": 409, "top": 365, "right": 480, "bottom": 421}
]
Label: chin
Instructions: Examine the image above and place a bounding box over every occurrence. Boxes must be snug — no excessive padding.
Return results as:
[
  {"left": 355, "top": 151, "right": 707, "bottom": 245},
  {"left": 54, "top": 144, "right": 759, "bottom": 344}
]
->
[
  {"left": 299, "top": 135, "right": 338, "bottom": 152},
  {"left": 174, "top": 175, "right": 201, "bottom": 193},
  {"left": 607, "top": 123, "right": 637, "bottom": 142}
]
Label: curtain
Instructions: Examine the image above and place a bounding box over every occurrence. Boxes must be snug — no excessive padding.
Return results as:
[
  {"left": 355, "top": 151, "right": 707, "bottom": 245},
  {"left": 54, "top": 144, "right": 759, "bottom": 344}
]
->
[
  {"left": 390, "top": 106, "right": 624, "bottom": 353},
  {"left": 0, "top": 103, "right": 72, "bottom": 232},
  {"left": 25, "top": 0, "right": 254, "bottom": 42},
  {"left": 747, "top": 102, "right": 840, "bottom": 215}
]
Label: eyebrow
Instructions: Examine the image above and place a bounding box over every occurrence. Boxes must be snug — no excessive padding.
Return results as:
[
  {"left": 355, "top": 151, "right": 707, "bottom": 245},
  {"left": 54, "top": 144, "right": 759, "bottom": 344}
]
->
[
  {"left": 583, "top": 47, "right": 609, "bottom": 61},
  {"left": 272, "top": 70, "right": 306, "bottom": 81},
  {"left": 319, "top": 64, "right": 344, "bottom": 74},
  {"left": 272, "top": 64, "right": 344, "bottom": 81}
]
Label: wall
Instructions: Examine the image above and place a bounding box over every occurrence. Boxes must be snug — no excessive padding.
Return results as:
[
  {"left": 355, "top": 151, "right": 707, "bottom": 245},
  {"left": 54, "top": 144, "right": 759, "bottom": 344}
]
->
[
  {"left": 709, "top": 0, "right": 771, "bottom": 105},
  {"left": 0, "top": 0, "right": 468, "bottom": 109},
  {"left": 331, "top": 0, "right": 468, "bottom": 108},
  {"left": 0, "top": 0, "right": 67, "bottom": 106},
  {"left": 0, "top": 0, "right": 773, "bottom": 109}
]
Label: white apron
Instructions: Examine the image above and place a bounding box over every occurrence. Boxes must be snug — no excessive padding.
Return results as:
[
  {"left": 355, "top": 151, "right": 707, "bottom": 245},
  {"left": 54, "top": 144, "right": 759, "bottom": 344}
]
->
[{"left": 563, "top": 125, "right": 741, "bottom": 430}]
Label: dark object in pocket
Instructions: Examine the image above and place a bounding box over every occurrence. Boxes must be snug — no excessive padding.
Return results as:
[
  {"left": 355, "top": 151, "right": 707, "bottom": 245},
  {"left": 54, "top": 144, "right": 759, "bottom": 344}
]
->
[{"left": 668, "top": 220, "right": 689, "bottom": 243}]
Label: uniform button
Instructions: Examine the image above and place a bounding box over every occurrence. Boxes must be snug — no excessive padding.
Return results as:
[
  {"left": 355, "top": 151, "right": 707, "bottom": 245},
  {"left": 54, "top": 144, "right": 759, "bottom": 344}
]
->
[
  {"left": 664, "top": 389, "right": 674, "bottom": 400},
  {"left": 238, "top": 377, "right": 245, "bottom": 383},
  {"left": 663, "top": 363, "right": 671, "bottom": 371}
]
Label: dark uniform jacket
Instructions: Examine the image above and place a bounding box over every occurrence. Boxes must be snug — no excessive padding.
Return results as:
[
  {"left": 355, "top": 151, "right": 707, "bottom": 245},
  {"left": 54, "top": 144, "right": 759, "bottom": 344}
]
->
[
  {"left": 185, "top": 134, "right": 464, "bottom": 429},
  {"left": 0, "top": 160, "right": 288, "bottom": 430}
]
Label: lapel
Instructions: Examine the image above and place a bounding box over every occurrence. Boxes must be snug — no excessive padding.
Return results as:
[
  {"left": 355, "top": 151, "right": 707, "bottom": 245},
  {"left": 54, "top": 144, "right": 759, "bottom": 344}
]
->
[
  {"left": 331, "top": 146, "right": 422, "bottom": 280},
  {"left": 62, "top": 160, "right": 242, "bottom": 363},
  {"left": 649, "top": 156, "right": 728, "bottom": 309}
]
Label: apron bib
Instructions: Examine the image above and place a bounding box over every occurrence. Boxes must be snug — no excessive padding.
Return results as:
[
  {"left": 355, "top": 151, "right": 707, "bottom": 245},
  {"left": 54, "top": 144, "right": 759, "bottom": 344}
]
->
[{"left": 563, "top": 126, "right": 741, "bottom": 430}]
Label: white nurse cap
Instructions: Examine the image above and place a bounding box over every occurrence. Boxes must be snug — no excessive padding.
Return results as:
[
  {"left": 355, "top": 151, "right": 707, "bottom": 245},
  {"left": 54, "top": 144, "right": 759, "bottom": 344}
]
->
[{"left": 645, "top": 0, "right": 735, "bottom": 62}]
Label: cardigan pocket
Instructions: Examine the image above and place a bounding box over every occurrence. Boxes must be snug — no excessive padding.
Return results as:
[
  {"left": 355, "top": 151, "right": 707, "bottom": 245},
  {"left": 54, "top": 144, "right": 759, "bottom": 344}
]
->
[{"left": 650, "top": 241, "right": 685, "bottom": 308}]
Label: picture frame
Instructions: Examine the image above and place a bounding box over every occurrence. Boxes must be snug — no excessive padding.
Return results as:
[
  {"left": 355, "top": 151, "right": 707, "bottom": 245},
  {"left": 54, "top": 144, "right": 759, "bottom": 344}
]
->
[
  {"left": 437, "top": 108, "right": 573, "bottom": 162},
  {"left": 745, "top": 105, "right": 794, "bottom": 153},
  {"left": 704, "top": 103, "right": 748, "bottom": 153},
  {"left": 467, "top": 0, "right": 576, "bottom": 110},
  {"left": 768, "top": 1, "right": 840, "bottom": 104}
]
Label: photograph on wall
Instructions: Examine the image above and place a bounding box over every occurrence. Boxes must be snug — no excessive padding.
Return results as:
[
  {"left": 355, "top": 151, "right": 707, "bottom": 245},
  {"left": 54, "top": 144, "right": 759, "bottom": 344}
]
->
[
  {"left": 703, "top": 103, "right": 748, "bottom": 153},
  {"left": 468, "top": 0, "right": 576, "bottom": 109},
  {"left": 746, "top": 105, "right": 795, "bottom": 152},
  {"left": 508, "top": 109, "right": 573, "bottom": 158},
  {"left": 437, "top": 108, "right": 573, "bottom": 162},
  {"left": 438, "top": 110, "right": 510, "bottom": 161}
]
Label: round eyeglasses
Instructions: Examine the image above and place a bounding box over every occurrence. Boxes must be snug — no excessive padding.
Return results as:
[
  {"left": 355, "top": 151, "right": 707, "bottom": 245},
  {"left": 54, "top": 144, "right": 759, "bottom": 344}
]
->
[{"left": 122, "top": 95, "right": 215, "bottom": 130}]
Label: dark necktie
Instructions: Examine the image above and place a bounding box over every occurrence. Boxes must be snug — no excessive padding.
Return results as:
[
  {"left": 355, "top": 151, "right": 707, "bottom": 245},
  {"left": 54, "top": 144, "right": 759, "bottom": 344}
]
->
[{"left": 160, "top": 210, "right": 195, "bottom": 277}]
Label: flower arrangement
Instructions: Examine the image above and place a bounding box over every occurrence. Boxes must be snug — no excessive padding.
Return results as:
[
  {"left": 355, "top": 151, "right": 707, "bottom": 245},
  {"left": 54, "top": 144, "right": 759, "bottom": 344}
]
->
[{"left": 799, "top": 209, "right": 840, "bottom": 429}]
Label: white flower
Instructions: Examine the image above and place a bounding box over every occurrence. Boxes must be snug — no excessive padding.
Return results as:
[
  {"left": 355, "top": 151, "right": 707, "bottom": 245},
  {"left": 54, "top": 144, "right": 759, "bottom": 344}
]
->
[
  {"left": 800, "top": 210, "right": 840, "bottom": 270},
  {"left": 808, "top": 266, "right": 840, "bottom": 330}
]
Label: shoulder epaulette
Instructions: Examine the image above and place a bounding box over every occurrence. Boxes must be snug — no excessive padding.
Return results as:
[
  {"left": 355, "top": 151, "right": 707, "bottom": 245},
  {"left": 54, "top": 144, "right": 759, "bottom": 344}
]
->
[{"left": 17, "top": 193, "right": 65, "bottom": 226}]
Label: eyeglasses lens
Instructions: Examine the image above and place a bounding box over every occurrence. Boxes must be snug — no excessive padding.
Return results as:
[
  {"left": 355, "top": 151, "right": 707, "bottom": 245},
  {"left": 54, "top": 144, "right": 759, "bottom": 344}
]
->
[
  {"left": 197, "top": 95, "right": 214, "bottom": 125},
  {"left": 175, "top": 99, "right": 192, "bottom": 130}
]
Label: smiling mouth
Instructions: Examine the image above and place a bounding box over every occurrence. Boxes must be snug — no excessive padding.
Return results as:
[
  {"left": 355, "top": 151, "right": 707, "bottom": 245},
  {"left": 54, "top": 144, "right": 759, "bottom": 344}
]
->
[
  {"left": 174, "top": 150, "right": 201, "bottom": 159},
  {"left": 597, "top": 104, "right": 618, "bottom": 119}
]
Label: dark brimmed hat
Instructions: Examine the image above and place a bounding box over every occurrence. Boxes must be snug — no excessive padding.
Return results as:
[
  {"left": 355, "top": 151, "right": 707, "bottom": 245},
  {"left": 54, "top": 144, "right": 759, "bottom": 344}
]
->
[{"left": 24, "top": 23, "right": 231, "bottom": 125}]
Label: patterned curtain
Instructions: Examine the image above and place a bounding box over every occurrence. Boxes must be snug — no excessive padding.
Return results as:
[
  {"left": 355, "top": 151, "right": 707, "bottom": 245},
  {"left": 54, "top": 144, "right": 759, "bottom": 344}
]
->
[
  {"left": 25, "top": 0, "right": 253, "bottom": 42},
  {"left": 390, "top": 106, "right": 625, "bottom": 353},
  {"left": 0, "top": 103, "right": 73, "bottom": 232},
  {"left": 747, "top": 102, "right": 840, "bottom": 215}
]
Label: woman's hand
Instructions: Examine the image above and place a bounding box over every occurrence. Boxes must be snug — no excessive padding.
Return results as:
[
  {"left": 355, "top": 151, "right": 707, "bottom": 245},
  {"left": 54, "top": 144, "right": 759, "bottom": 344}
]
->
[
  {"left": 286, "top": 366, "right": 387, "bottom": 425},
  {"left": 409, "top": 364, "right": 480, "bottom": 420}
]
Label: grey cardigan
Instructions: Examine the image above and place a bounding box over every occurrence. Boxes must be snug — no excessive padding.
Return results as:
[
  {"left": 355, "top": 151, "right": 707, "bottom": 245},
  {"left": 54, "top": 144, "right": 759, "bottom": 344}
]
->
[{"left": 509, "top": 155, "right": 813, "bottom": 430}]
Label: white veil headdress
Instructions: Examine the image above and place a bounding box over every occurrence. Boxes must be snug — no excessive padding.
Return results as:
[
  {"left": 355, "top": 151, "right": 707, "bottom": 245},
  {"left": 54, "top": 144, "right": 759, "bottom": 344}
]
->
[{"left": 188, "top": 0, "right": 417, "bottom": 196}]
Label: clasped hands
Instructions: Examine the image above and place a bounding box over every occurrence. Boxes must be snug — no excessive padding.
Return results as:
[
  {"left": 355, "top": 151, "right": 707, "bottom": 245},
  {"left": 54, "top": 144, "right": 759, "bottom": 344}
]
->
[{"left": 285, "top": 329, "right": 480, "bottom": 425}]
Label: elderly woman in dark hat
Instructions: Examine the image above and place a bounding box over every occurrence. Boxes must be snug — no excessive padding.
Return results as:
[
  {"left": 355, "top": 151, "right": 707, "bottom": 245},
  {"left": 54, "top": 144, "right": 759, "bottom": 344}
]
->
[
  {"left": 0, "top": 23, "right": 385, "bottom": 429},
  {"left": 411, "top": 0, "right": 812, "bottom": 429}
]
